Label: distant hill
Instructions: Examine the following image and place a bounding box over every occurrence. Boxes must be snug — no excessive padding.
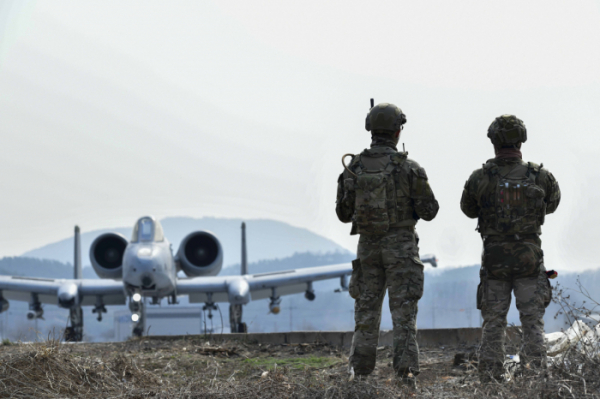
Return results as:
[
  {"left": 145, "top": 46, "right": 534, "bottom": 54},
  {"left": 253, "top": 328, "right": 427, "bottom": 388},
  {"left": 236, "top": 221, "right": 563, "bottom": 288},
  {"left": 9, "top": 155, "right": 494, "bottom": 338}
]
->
[
  {"left": 0, "top": 257, "right": 97, "bottom": 279},
  {"left": 22, "top": 217, "right": 351, "bottom": 267},
  {"left": 220, "top": 251, "right": 355, "bottom": 276},
  {"left": 1, "top": 255, "right": 598, "bottom": 340}
]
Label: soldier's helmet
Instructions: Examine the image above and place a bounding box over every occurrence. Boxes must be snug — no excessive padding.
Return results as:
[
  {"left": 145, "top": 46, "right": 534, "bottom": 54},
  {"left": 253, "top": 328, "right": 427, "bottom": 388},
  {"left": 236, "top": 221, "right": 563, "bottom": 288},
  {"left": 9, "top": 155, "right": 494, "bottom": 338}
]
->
[
  {"left": 365, "top": 103, "right": 406, "bottom": 133},
  {"left": 487, "top": 114, "right": 527, "bottom": 145}
]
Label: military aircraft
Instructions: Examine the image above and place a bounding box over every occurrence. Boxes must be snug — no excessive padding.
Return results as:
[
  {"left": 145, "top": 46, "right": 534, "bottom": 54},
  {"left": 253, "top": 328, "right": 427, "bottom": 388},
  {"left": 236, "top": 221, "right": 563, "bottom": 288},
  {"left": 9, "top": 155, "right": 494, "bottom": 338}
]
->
[{"left": 0, "top": 216, "right": 437, "bottom": 340}]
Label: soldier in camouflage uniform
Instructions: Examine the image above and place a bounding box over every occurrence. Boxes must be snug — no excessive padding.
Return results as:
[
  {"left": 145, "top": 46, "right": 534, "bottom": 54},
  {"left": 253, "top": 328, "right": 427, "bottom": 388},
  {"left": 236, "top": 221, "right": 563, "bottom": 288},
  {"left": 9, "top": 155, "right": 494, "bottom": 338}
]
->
[
  {"left": 336, "top": 102, "right": 439, "bottom": 387},
  {"left": 460, "top": 115, "right": 561, "bottom": 382}
]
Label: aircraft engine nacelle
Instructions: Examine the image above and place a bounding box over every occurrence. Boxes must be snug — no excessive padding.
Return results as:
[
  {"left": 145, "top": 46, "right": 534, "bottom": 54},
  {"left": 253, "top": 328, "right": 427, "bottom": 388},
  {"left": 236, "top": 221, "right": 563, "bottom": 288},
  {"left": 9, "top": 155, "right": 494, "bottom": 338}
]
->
[
  {"left": 177, "top": 231, "right": 223, "bottom": 277},
  {"left": 90, "top": 233, "right": 128, "bottom": 279}
]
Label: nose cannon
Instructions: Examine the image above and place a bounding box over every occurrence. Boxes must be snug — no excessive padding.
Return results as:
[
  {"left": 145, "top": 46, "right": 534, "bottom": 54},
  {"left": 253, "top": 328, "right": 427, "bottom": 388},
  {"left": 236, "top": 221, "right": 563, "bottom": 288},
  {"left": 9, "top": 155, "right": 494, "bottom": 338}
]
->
[{"left": 141, "top": 274, "right": 155, "bottom": 290}]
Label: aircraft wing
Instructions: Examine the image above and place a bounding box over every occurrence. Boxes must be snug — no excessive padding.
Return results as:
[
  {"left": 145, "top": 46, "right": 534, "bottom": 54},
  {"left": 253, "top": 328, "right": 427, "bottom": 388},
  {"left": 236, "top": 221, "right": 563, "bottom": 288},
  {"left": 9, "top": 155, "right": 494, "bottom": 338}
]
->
[
  {"left": 245, "top": 263, "right": 351, "bottom": 300},
  {"left": 0, "top": 276, "right": 126, "bottom": 306},
  {"left": 177, "top": 263, "right": 351, "bottom": 303},
  {"left": 178, "top": 255, "right": 436, "bottom": 304}
]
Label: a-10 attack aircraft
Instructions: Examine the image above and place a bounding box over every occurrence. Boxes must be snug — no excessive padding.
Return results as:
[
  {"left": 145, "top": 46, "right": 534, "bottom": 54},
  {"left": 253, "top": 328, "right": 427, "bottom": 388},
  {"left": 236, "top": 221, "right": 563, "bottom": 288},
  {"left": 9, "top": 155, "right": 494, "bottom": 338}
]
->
[{"left": 0, "top": 216, "right": 437, "bottom": 340}]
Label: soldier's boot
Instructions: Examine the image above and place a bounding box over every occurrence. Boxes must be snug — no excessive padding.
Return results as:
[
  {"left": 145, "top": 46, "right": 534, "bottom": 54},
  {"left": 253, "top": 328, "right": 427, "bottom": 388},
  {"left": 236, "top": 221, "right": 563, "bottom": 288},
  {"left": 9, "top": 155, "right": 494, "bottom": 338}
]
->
[
  {"left": 478, "top": 362, "right": 506, "bottom": 384},
  {"left": 397, "top": 373, "right": 418, "bottom": 391},
  {"left": 349, "top": 336, "right": 379, "bottom": 377},
  {"left": 348, "top": 364, "right": 374, "bottom": 377}
]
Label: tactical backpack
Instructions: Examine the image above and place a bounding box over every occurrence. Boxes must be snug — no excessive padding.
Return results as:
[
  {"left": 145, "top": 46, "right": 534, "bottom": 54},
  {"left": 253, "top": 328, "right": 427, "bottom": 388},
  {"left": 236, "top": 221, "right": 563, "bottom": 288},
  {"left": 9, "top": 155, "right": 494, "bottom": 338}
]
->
[
  {"left": 478, "top": 161, "right": 547, "bottom": 235},
  {"left": 345, "top": 151, "right": 413, "bottom": 235}
]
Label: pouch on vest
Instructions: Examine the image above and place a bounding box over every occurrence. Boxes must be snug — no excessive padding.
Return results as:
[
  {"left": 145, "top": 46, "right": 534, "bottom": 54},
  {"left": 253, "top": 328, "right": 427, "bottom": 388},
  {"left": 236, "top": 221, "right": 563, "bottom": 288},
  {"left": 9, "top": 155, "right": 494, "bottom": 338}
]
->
[
  {"left": 480, "top": 162, "right": 546, "bottom": 234},
  {"left": 494, "top": 180, "right": 544, "bottom": 234},
  {"left": 355, "top": 167, "right": 395, "bottom": 235},
  {"left": 348, "top": 258, "right": 362, "bottom": 299}
]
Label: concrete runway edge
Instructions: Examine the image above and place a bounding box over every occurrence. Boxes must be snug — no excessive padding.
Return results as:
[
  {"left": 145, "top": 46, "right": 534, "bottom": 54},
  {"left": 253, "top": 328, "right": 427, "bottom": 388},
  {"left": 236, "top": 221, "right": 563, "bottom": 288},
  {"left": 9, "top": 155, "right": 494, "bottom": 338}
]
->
[{"left": 145, "top": 327, "right": 522, "bottom": 348}]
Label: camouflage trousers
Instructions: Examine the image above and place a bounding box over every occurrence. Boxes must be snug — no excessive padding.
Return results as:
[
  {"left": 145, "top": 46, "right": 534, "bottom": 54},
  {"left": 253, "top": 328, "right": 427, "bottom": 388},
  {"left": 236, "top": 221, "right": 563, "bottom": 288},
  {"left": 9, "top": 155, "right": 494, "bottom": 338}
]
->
[
  {"left": 349, "top": 228, "right": 424, "bottom": 377},
  {"left": 478, "top": 236, "right": 552, "bottom": 381}
]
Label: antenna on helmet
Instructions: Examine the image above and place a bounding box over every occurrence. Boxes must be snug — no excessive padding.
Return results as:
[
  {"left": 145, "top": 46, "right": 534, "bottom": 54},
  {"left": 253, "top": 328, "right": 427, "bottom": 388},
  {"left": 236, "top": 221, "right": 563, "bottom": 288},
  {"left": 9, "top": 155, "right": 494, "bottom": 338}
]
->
[{"left": 370, "top": 98, "right": 374, "bottom": 109}]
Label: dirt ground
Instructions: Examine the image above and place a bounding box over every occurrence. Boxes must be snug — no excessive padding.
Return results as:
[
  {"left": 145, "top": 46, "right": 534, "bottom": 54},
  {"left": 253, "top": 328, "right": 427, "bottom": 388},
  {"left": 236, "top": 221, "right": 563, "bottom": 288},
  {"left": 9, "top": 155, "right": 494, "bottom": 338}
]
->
[{"left": 0, "top": 336, "right": 542, "bottom": 398}]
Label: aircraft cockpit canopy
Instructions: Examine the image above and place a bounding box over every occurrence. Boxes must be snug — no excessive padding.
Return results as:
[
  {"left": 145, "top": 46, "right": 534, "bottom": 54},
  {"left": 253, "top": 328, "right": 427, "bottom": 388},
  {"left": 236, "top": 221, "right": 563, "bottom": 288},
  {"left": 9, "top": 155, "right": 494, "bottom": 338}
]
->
[{"left": 131, "top": 217, "right": 165, "bottom": 243}]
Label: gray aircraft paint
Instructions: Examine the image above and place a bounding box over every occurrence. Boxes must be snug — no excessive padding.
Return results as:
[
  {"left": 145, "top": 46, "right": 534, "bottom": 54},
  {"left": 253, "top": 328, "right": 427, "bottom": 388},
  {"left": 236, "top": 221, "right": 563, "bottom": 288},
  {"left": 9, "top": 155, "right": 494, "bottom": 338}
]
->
[{"left": 0, "top": 217, "right": 436, "bottom": 338}]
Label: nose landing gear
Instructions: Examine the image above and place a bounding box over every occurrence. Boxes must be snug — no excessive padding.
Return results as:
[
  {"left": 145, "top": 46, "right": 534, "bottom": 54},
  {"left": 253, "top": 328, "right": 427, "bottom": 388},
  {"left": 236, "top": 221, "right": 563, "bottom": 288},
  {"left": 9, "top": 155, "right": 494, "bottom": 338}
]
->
[
  {"left": 65, "top": 306, "right": 83, "bottom": 342},
  {"left": 129, "top": 294, "right": 145, "bottom": 337},
  {"left": 229, "top": 304, "right": 247, "bottom": 333}
]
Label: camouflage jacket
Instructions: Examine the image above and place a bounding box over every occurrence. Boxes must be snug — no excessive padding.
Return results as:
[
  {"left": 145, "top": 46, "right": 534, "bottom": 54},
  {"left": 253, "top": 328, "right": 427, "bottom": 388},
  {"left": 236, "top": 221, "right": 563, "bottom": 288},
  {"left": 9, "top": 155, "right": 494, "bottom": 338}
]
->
[
  {"left": 460, "top": 157, "right": 561, "bottom": 235},
  {"left": 336, "top": 145, "right": 439, "bottom": 235}
]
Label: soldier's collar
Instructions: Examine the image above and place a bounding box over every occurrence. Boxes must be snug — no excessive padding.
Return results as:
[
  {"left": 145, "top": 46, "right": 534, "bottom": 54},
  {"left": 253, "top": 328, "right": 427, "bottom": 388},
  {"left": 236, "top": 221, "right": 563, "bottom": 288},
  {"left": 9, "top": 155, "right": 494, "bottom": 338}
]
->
[
  {"left": 492, "top": 157, "right": 525, "bottom": 166},
  {"left": 366, "top": 146, "right": 397, "bottom": 154}
]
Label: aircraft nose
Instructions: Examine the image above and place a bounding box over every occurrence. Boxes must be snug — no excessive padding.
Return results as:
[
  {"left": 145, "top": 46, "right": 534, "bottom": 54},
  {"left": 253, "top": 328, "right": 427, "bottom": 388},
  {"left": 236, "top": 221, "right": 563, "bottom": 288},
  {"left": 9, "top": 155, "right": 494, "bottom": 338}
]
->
[{"left": 57, "top": 283, "right": 79, "bottom": 308}]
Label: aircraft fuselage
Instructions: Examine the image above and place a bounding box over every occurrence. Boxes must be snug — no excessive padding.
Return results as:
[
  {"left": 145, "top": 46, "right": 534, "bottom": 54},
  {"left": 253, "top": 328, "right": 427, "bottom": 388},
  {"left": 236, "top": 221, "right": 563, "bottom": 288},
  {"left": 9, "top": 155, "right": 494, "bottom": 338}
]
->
[{"left": 122, "top": 239, "right": 177, "bottom": 299}]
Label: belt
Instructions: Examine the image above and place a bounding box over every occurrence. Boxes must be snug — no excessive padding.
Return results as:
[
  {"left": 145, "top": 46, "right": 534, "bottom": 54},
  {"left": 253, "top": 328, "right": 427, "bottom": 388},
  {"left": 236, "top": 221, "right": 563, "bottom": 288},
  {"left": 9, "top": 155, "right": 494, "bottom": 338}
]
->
[
  {"left": 483, "top": 233, "right": 540, "bottom": 244},
  {"left": 359, "top": 225, "right": 415, "bottom": 237}
]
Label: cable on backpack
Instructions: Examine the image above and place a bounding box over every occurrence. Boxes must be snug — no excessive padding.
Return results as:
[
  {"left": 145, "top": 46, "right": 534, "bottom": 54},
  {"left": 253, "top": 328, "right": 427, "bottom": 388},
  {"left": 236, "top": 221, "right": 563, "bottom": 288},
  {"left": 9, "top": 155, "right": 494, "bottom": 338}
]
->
[{"left": 342, "top": 154, "right": 357, "bottom": 177}]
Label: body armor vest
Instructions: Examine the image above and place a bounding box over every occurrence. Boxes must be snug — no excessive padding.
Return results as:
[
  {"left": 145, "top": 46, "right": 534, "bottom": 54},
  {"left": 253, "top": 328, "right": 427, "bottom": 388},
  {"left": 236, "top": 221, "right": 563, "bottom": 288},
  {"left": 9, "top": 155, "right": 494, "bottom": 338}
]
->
[
  {"left": 478, "top": 160, "right": 546, "bottom": 235},
  {"left": 347, "top": 150, "right": 414, "bottom": 235}
]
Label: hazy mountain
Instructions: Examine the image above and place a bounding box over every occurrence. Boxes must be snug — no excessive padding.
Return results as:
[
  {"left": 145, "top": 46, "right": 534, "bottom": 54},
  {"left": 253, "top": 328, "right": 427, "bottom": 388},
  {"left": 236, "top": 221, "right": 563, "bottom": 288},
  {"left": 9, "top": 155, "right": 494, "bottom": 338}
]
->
[
  {"left": 3, "top": 244, "right": 598, "bottom": 341},
  {"left": 22, "top": 217, "right": 351, "bottom": 267},
  {"left": 244, "top": 264, "right": 600, "bottom": 335},
  {"left": 220, "top": 251, "right": 355, "bottom": 276},
  {"left": 0, "top": 257, "right": 97, "bottom": 279}
]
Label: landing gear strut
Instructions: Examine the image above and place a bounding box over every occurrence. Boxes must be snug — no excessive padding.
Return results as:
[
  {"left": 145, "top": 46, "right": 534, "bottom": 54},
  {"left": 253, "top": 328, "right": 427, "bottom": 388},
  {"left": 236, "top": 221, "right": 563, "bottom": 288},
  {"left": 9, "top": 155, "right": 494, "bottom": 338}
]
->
[
  {"left": 92, "top": 295, "right": 107, "bottom": 321},
  {"left": 27, "top": 293, "right": 43, "bottom": 320},
  {"left": 65, "top": 306, "right": 83, "bottom": 342},
  {"left": 130, "top": 295, "right": 145, "bottom": 337},
  {"left": 229, "top": 304, "right": 247, "bottom": 333}
]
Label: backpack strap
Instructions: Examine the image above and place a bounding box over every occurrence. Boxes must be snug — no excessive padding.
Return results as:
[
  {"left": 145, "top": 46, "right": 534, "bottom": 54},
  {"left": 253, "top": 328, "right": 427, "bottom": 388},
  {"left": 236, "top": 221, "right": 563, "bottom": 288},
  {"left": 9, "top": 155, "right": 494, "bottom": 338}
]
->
[
  {"left": 349, "top": 152, "right": 364, "bottom": 175},
  {"left": 527, "top": 161, "right": 548, "bottom": 186},
  {"left": 482, "top": 161, "right": 499, "bottom": 177},
  {"left": 390, "top": 152, "right": 408, "bottom": 165},
  {"left": 477, "top": 161, "right": 498, "bottom": 208},
  {"left": 527, "top": 162, "right": 540, "bottom": 176}
]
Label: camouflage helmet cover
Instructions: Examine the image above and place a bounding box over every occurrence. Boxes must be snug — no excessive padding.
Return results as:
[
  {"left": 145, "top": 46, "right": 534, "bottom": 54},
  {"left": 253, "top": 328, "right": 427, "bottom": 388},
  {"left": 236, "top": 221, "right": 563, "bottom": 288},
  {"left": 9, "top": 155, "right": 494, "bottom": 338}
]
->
[
  {"left": 487, "top": 114, "right": 527, "bottom": 145},
  {"left": 365, "top": 103, "right": 406, "bottom": 133}
]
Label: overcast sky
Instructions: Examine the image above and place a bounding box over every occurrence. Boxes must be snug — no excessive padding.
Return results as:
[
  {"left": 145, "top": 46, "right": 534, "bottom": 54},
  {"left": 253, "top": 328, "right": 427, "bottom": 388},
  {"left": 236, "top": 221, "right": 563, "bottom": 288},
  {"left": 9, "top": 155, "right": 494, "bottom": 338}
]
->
[{"left": 0, "top": 0, "right": 599, "bottom": 271}]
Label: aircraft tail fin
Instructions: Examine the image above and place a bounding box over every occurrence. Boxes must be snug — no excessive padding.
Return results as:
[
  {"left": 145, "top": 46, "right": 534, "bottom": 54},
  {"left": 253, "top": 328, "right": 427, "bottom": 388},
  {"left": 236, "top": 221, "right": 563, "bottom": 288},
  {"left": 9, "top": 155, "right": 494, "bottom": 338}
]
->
[
  {"left": 241, "top": 222, "right": 248, "bottom": 275},
  {"left": 74, "top": 225, "right": 82, "bottom": 279}
]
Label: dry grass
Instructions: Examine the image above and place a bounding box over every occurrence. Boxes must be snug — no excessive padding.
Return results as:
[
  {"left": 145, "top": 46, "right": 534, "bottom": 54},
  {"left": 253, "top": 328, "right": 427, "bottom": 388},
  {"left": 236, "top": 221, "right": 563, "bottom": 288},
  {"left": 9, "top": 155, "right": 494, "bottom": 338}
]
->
[
  {"left": 0, "top": 328, "right": 597, "bottom": 398},
  {"left": 0, "top": 337, "right": 408, "bottom": 398}
]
